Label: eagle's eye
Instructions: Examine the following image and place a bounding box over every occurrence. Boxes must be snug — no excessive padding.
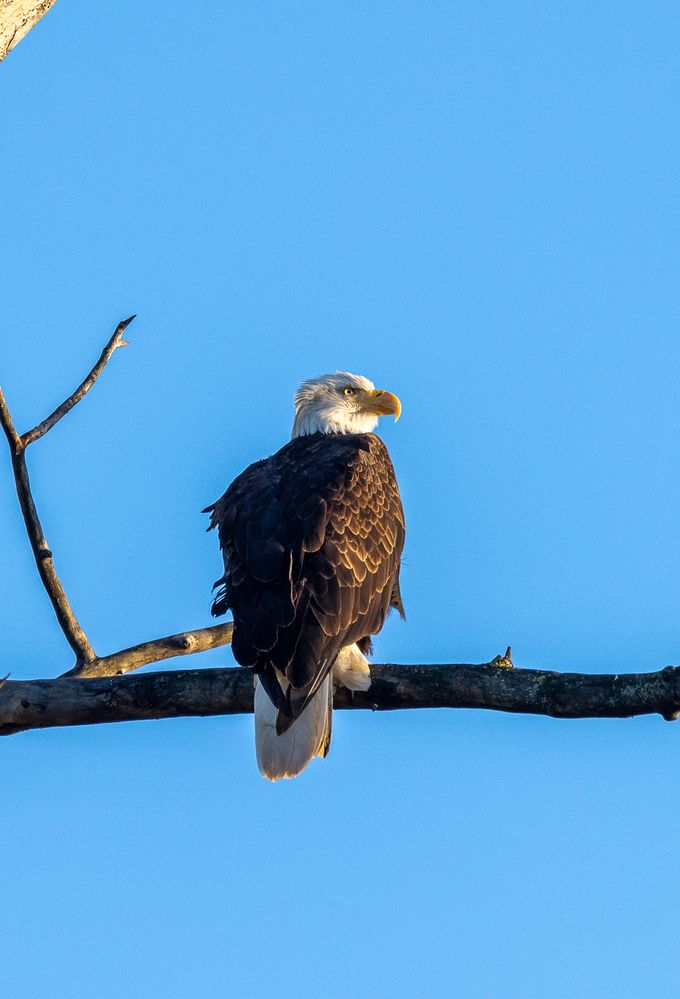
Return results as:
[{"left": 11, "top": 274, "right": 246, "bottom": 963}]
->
[{"left": 343, "top": 386, "right": 356, "bottom": 397}]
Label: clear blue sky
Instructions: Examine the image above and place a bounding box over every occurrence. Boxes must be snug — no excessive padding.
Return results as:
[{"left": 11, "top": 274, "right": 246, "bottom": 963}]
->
[{"left": 2, "top": 2, "right": 679, "bottom": 996}]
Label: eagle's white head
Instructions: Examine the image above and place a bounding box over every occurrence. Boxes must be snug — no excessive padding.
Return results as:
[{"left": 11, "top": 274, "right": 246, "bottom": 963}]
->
[{"left": 292, "top": 371, "right": 402, "bottom": 438}]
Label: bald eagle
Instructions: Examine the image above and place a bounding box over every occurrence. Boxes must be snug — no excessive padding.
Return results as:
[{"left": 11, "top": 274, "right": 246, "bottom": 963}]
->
[{"left": 205, "top": 372, "right": 405, "bottom": 780}]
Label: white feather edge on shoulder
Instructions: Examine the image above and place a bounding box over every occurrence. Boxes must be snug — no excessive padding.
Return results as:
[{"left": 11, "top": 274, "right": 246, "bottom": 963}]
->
[{"left": 254, "top": 644, "right": 371, "bottom": 781}]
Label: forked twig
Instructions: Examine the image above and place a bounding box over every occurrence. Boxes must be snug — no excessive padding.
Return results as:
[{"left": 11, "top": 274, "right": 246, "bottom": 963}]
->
[{"left": 0, "top": 315, "right": 235, "bottom": 676}]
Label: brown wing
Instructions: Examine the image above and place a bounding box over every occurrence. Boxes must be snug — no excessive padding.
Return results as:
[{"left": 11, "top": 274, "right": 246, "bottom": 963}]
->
[{"left": 205, "top": 432, "right": 405, "bottom": 731}]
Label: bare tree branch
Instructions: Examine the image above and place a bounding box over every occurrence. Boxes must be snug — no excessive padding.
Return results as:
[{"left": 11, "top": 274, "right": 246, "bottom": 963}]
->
[
  {"left": 2, "top": 660, "right": 680, "bottom": 737},
  {"left": 0, "top": 0, "right": 57, "bottom": 63},
  {"left": 0, "top": 316, "right": 135, "bottom": 667},
  {"left": 2, "top": 315, "right": 233, "bottom": 681},
  {"left": 21, "top": 315, "right": 135, "bottom": 446},
  {"left": 61, "top": 622, "right": 234, "bottom": 679},
  {"left": 0, "top": 389, "right": 21, "bottom": 449},
  {"left": 0, "top": 386, "right": 95, "bottom": 665}
]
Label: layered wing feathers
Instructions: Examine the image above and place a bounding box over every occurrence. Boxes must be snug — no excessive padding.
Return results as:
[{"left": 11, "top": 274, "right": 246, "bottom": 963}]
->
[{"left": 206, "top": 433, "right": 405, "bottom": 728}]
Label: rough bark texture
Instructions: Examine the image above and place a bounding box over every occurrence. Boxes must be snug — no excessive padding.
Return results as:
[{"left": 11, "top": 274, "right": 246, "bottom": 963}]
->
[
  {"left": 2, "top": 662, "right": 680, "bottom": 736},
  {"left": 0, "top": 0, "right": 57, "bottom": 62}
]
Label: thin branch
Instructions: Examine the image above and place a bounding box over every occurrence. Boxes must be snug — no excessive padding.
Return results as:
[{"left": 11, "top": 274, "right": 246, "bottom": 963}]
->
[
  {"left": 0, "top": 387, "right": 95, "bottom": 664},
  {"left": 0, "top": 316, "right": 135, "bottom": 666},
  {"left": 61, "top": 622, "right": 234, "bottom": 678},
  {"left": 0, "top": 390, "right": 21, "bottom": 449},
  {"left": 1, "top": 660, "right": 679, "bottom": 736},
  {"left": 21, "top": 315, "right": 136, "bottom": 446}
]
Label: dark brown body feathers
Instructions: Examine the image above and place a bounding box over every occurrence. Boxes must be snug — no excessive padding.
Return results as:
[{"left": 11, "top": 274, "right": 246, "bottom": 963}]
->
[{"left": 205, "top": 432, "right": 405, "bottom": 732}]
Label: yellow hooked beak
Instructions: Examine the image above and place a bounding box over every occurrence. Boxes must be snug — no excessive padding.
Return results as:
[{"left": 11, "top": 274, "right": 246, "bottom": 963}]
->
[{"left": 366, "top": 389, "right": 402, "bottom": 422}]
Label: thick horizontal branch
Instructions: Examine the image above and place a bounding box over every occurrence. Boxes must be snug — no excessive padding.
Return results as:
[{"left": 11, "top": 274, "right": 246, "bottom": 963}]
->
[{"left": 2, "top": 661, "right": 679, "bottom": 736}]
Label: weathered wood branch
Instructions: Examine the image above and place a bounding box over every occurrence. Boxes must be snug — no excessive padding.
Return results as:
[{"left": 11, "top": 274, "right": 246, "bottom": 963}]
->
[
  {"left": 0, "top": 0, "right": 57, "bottom": 62},
  {"left": 61, "top": 622, "right": 234, "bottom": 679},
  {"left": 2, "top": 661, "right": 680, "bottom": 736},
  {"left": 1, "top": 316, "right": 235, "bottom": 682},
  {"left": 0, "top": 386, "right": 95, "bottom": 664},
  {"left": 0, "top": 317, "right": 136, "bottom": 667}
]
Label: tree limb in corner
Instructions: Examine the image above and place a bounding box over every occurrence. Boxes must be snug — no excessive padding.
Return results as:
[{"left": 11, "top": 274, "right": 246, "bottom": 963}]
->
[{"left": 0, "top": 1, "right": 58, "bottom": 63}]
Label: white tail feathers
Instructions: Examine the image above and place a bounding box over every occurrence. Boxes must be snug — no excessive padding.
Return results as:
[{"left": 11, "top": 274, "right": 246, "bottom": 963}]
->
[
  {"left": 254, "top": 674, "right": 332, "bottom": 781},
  {"left": 254, "top": 644, "right": 371, "bottom": 781}
]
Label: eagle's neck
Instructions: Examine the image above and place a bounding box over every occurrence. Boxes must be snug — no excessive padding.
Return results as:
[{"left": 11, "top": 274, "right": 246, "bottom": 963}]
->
[{"left": 291, "top": 408, "right": 379, "bottom": 438}]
